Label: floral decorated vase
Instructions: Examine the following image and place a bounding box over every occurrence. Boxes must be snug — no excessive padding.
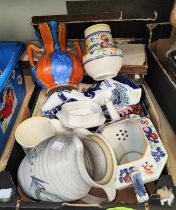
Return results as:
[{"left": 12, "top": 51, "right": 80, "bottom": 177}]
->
[
  {"left": 83, "top": 24, "right": 123, "bottom": 81},
  {"left": 18, "top": 133, "right": 117, "bottom": 202},
  {"left": 27, "top": 21, "right": 84, "bottom": 92}
]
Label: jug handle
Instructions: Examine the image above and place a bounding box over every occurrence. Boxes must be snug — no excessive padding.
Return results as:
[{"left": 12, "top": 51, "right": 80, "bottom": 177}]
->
[
  {"left": 82, "top": 184, "right": 116, "bottom": 204},
  {"left": 59, "top": 23, "right": 67, "bottom": 52},
  {"left": 103, "top": 185, "right": 117, "bottom": 201},
  {"left": 27, "top": 43, "right": 43, "bottom": 67},
  {"left": 69, "top": 41, "right": 83, "bottom": 61}
]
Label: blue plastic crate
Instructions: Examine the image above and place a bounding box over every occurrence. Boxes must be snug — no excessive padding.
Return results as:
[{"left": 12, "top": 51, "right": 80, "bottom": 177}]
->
[{"left": 0, "top": 41, "right": 26, "bottom": 156}]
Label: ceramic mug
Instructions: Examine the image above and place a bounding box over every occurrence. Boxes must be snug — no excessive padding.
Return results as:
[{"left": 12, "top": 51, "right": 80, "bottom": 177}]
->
[{"left": 15, "top": 117, "right": 70, "bottom": 153}]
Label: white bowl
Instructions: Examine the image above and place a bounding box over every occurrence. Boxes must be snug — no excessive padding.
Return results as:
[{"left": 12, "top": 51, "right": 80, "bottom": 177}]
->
[
  {"left": 56, "top": 101, "right": 106, "bottom": 128},
  {"left": 83, "top": 55, "right": 123, "bottom": 81}
]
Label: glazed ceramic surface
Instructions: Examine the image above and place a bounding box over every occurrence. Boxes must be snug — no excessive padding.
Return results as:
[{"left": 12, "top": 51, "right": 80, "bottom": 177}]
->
[
  {"left": 18, "top": 133, "right": 117, "bottom": 202},
  {"left": 57, "top": 101, "right": 106, "bottom": 128},
  {"left": 83, "top": 47, "right": 123, "bottom": 65},
  {"left": 15, "top": 117, "right": 70, "bottom": 152},
  {"left": 84, "top": 24, "right": 114, "bottom": 53},
  {"left": 83, "top": 55, "right": 123, "bottom": 81},
  {"left": 101, "top": 117, "right": 168, "bottom": 190},
  {"left": 27, "top": 21, "right": 83, "bottom": 90},
  {"left": 42, "top": 76, "right": 141, "bottom": 119},
  {"left": 130, "top": 170, "right": 149, "bottom": 203},
  {"left": 83, "top": 23, "right": 123, "bottom": 81}
]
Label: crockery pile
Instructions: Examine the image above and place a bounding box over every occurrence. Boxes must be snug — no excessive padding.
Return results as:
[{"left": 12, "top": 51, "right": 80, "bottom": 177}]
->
[{"left": 16, "top": 23, "right": 168, "bottom": 204}]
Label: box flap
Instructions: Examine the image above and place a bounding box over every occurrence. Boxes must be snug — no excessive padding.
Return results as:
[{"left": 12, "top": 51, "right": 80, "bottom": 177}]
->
[{"left": 66, "top": 0, "right": 174, "bottom": 22}]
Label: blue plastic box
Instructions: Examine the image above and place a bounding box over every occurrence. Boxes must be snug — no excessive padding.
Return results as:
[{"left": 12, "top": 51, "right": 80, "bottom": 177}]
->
[{"left": 0, "top": 42, "right": 26, "bottom": 156}]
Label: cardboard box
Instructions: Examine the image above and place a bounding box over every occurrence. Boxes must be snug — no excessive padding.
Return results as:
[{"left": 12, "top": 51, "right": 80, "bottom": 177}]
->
[
  {"left": 0, "top": 75, "right": 175, "bottom": 210},
  {"left": 145, "top": 23, "right": 176, "bottom": 133},
  {"left": 0, "top": 4, "right": 176, "bottom": 209}
]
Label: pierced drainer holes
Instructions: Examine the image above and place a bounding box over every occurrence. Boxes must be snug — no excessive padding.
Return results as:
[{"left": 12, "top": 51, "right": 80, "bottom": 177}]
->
[{"left": 116, "top": 130, "right": 128, "bottom": 141}]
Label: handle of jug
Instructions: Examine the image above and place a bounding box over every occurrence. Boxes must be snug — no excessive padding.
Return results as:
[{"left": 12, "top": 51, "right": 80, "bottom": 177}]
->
[
  {"left": 103, "top": 184, "right": 117, "bottom": 201},
  {"left": 27, "top": 43, "right": 43, "bottom": 67},
  {"left": 59, "top": 23, "right": 67, "bottom": 52},
  {"left": 82, "top": 184, "right": 116, "bottom": 204},
  {"left": 69, "top": 41, "right": 83, "bottom": 61}
]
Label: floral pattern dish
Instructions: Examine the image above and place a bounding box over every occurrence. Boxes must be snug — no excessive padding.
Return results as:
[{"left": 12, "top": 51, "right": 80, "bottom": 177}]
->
[{"left": 101, "top": 117, "right": 168, "bottom": 190}]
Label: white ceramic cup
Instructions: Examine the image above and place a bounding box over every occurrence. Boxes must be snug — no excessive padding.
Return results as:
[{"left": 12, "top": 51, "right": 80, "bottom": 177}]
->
[{"left": 15, "top": 117, "right": 70, "bottom": 153}]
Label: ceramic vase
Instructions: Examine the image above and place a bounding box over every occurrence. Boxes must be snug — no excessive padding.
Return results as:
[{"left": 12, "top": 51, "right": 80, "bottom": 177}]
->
[
  {"left": 27, "top": 21, "right": 84, "bottom": 92},
  {"left": 18, "top": 133, "right": 117, "bottom": 202},
  {"left": 83, "top": 24, "right": 123, "bottom": 81}
]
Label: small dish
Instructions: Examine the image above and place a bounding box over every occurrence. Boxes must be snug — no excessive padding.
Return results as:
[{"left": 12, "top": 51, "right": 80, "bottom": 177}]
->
[
  {"left": 56, "top": 101, "right": 106, "bottom": 128},
  {"left": 101, "top": 117, "right": 168, "bottom": 190}
]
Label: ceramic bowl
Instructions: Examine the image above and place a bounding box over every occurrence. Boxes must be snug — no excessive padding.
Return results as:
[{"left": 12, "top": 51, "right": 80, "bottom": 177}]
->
[
  {"left": 56, "top": 101, "right": 106, "bottom": 128},
  {"left": 83, "top": 54, "right": 123, "bottom": 81}
]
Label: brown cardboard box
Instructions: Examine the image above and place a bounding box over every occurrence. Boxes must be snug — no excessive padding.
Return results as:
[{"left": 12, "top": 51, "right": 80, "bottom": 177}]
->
[{"left": 0, "top": 4, "right": 176, "bottom": 208}]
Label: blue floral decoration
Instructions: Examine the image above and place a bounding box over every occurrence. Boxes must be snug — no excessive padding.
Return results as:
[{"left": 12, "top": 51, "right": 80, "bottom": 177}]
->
[
  {"left": 43, "top": 91, "right": 77, "bottom": 119},
  {"left": 112, "top": 83, "right": 129, "bottom": 109},
  {"left": 30, "top": 175, "right": 48, "bottom": 191},
  {"left": 151, "top": 147, "right": 165, "bottom": 162},
  {"left": 119, "top": 167, "right": 134, "bottom": 183},
  {"left": 30, "top": 175, "right": 48, "bottom": 200},
  {"left": 143, "top": 126, "right": 159, "bottom": 143},
  {"left": 83, "top": 83, "right": 101, "bottom": 99}
]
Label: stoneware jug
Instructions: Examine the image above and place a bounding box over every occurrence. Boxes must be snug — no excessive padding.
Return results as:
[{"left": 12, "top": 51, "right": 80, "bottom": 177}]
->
[
  {"left": 27, "top": 21, "right": 84, "bottom": 93},
  {"left": 18, "top": 132, "right": 117, "bottom": 202}
]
